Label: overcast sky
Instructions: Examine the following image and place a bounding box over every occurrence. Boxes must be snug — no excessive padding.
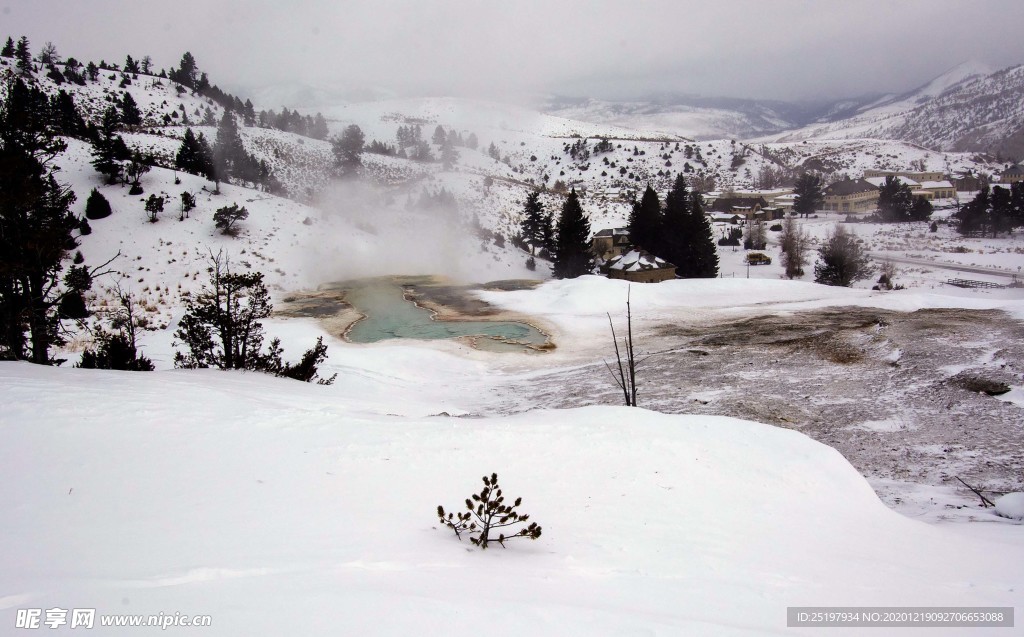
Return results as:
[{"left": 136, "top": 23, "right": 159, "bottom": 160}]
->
[{"left": 4, "top": 0, "right": 1023, "bottom": 104}]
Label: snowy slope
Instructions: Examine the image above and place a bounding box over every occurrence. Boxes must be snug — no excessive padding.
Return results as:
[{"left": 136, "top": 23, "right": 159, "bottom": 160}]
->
[
  {"left": 543, "top": 97, "right": 794, "bottom": 141},
  {"left": 2, "top": 359, "right": 1022, "bottom": 636},
  {"left": 756, "top": 62, "right": 1024, "bottom": 156}
]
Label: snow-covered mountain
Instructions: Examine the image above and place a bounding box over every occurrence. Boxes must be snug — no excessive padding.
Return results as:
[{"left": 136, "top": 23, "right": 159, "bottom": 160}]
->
[{"left": 758, "top": 62, "right": 1024, "bottom": 157}]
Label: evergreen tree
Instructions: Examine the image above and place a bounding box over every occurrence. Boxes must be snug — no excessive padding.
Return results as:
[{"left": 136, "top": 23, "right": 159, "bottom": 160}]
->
[
  {"left": 120, "top": 92, "right": 142, "bottom": 127},
  {"left": 1011, "top": 182, "right": 1024, "bottom": 229},
  {"left": 124, "top": 150, "right": 151, "bottom": 193},
  {"left": 1, "top": 37, "right": 14, "bottom": 58},
  {"left": 175, "top": 127, "right": 200, "bottom": 173},
  {"left": 51, "top": 90, "right": 87, "bottom": 137},
  {"left": 540, "top": 210, "right": 556, "bottom": 255},
  {"left": 15, "top": 36, "right": 32, "bottom": 76},
  {"left": 793, "top": 172, "right": 824, "bottom": 218},
  {"left": 213, "top": 111, "right": 245, "bottom": 182},
  {"left": 909, "top": 195, "right": 933, "bottom": 222},
  {"left": 172, "top": 51, "right": 199, "bottom": 89},
  {"left": 310, "top": 113, "right": 329, "bottom": 140},
  {"left": 519, "top": 191, "right": 544, "bottom": 255},
  {"left": 123, "top": 55, "right": 140, "bottom": 74},
  {"left": 955, "top": 185, "right": 989, "bottom": 236},
  {"left": 660, "top": 176, "right": 689, "bottom": 269},
  {"left": 813, "top": 224, "right": 872, "bottom": 287},
  {"left": 173, "top": 253, "right": 334, "bottom": 383},
  {"left": 84, "top": 188, "right": 112, "bottom": 220},
  {"left": 441, "top": 139, "right": 458, "bottom": 170},
  {"left": 144, "top": 194, "right": 163, "bottom": 222},
  {"left": 332, "top": 124, "right": 364, "bottom": 174},
  {"left": 990, "top": 186, "right": 1013, "bottom": 237},
  {"left": 242, "top": 99, "right": 256, "bottom": 126},
  {"left": 179, "top": 191, "right": 196, "bottom": 220},
  {"left": 0, "top": 77, "right": 90, "bottom": 363},
  {"left": 684, "top": 188, "right": 719, "bottom": 278},
  {"left": 877, "top": 176, "right": 914, "bottom": 222},
  {"left": 628, "top": 184, "right": 663, "bottom": 254},
  {"left": 432, "top": 125, "right": 447, "bottom": 145},
  {"left": 91, "top": 106, "right": 130, "bottom": 184},
  {"left": 175, "top": 128, "right": 214, "bottom": 179},
  {"left": 552, "top": 189, "right": 592, "bottom": 279},
  {"left": 213, "top": 203, "right": 249, "bottom": 235},
  {"left": 86, "top": 61, "right": 98, "bottom": 82}
]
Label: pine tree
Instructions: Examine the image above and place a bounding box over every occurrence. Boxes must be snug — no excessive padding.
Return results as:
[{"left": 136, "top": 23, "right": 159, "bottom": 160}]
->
[
  {"left": 213, "top": 203, "right": 249, "bottom": 235},
  {"left": 91, "top": 106, "right": 130, "bottom": 184},
  {"left": 877, "top": 176, "right": 914, "bottom": 222},
  {"left": 660, "top": 176, "right": 689, "bottom": 270},
  {"left": 793, "top": 172, "right": 825, "bottom": 218},
  {"left": 144, "top": 194, "right": 163, "bottom": 222},
  {"left": 85, "top": 188, "right": 112, "bottom": 220},
  {"left": 1011, "top": 182, "right": 1024, "bottom": 229},
  {"left": 15, "top": 36, "right": 32, "bottom": 76},
  {"left": 172, "top": 51, "right": 199, "bottom": 89},
  {"left": 310, "top": 113, "right": 329, "bottom": 140},
  {"left": 685, "top": 188, "right": 719, "bottom": 278},
  {"left": 120, "top": 92, "right": 142, "bottom": 127},
  {"left": 1, "top": 37, "right": 14, "bottom": 58},
  {"left": 86, "top": 61, "right": 98, "bottom": 82},
  {"left": 628, "top": 184, "right": 663, "bottom": 254},
  {"left": 213, "top": 111, "right": 245, "bottom": 182},
  {"left": 0, "top": 77, "right": 90, "bottom": 363},
  {"left": 990, "top": 186, "right": 1013, "bottom": 237},
  {"left": 441, "top": 139, "right": 458, "bottom": 170},
  {"left": 432, "top": 125, "right": 446, "bottom": 145},
  {"left": 814, "top": 224, "right": 872, "bottom": 287},
  {"left": 519, "top": 191, "right": 544, "bottom": 255},
  {"left": 553, "top": 189, "right": 592, "bottom": 278},
  {"left": 332, "top": 124, "right": 365, "bottom": 175},
  {"left": 955, "top": 186, "right": 989, "bottom": 236},
  {"left": 124, "top": 55, "right": 140, "bottom": 74},
  {"left": 175, "top": 128, "right": 200, "bottom": 174},
  {"left": 540, "top": 210, "right": 555, "bottom": 255},
  {"left": 909, "top": 196, "right": 932, "bottom": 223},
  {"left": 51, "top": 90, "right": 87, "bottom": 137},
  {"left": 173, "top": 253, "right": 334, "bottom": 383}
]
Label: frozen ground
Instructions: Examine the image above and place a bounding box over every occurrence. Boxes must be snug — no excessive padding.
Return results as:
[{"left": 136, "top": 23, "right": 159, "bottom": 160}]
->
[{"left": 485, "top": 303, "right": 1024, "bottom": 522}]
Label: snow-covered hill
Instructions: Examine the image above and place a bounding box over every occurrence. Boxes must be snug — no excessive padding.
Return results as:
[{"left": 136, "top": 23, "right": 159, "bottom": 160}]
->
[
  {"left": 3, "top": 330, "right": 1023, "bottom": 635},
  {"left": 757, "top": 62, "right": 1024, "bottom": 157}
]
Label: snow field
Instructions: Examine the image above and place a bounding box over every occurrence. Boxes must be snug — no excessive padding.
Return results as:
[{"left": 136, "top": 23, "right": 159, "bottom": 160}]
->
[{"left": 2, "top": 361, "right": 1022, "bottom": 636}]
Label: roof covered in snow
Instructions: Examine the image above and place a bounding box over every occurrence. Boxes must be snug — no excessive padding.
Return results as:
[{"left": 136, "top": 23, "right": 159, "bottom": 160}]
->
[
  {"left": 864, "top": 176, "right": 920, "bottom": 188},
  {"left": 606, "top": 249, "right": 675, "bottom": 272}
]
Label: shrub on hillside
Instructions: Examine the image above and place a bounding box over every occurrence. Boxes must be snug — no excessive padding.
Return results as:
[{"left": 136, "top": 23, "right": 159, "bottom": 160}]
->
[{"left": 85, "top": 188, "right": 112, "bottom": 220}]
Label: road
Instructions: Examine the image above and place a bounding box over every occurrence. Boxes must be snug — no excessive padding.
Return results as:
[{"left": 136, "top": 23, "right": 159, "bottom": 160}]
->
[{"left": 866, "top": 253, "right": 1021, "bottom": 280}]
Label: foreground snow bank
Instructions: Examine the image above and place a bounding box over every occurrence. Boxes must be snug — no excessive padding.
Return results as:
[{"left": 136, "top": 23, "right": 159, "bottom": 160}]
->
[
  {"left": 995, "top": 493, "right": 1024, "bottom": 520},
  {"left": 2, "top": 363, "right": 1021, "bottom": 636}
]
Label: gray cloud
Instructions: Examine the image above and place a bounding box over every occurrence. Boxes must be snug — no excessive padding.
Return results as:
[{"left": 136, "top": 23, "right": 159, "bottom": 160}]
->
[{"left": 4, "top": 0, "right": 1023, "bottom": 104}]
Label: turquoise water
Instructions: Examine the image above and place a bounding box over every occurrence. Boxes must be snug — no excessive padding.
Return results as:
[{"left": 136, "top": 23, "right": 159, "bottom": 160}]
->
[{"left": 345, "top": 283, "right": 548, "bottom": 352}]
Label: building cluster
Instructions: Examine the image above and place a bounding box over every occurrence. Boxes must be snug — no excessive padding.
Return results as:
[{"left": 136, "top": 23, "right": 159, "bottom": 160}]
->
[{"left": 704, "top": 165, "right": 1023, "bottom": 220}]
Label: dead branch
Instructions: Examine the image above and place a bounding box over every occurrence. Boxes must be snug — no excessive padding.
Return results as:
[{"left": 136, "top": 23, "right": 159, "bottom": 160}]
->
[{"left": 955, "top": 476, "right": 995, "bottom": 507}]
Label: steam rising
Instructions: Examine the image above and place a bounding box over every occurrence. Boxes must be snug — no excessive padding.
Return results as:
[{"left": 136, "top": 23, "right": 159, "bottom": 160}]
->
[{"left": 304, "top": 179, "right": 480, "bottom": 284}]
